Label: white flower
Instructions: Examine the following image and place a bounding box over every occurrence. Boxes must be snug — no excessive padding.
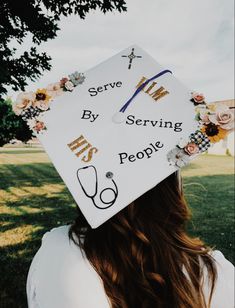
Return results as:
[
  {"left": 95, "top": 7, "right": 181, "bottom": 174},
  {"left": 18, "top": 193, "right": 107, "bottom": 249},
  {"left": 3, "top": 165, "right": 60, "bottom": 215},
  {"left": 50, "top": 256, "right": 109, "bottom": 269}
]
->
[
  {"left": 13, "top": 92, "right": 36, "bottom": 115},
  {"left": 167, "top": 147, "right": 191, "bottom": 167},
  {"left": 46, "top": 82, "right": 63, "bottom": 98},
  {"left": 68, "top": 72, "right": 86, "bottom": 86},
  {"left": 64, "top": 81, "right": 75, "bottom": 91},
  {"left": 33, "top": 100, "right": 50, "bottom": 111},
  {"left": 27, "top": 119, "right": 36, "bottom": 130}
]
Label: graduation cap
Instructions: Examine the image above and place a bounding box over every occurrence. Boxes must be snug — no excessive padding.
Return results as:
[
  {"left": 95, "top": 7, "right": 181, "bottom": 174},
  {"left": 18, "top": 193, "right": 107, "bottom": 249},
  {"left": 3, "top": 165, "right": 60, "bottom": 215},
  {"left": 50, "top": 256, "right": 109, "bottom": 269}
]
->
[{"left": 13, "top": 45, "right": 234, "bottom": 228}]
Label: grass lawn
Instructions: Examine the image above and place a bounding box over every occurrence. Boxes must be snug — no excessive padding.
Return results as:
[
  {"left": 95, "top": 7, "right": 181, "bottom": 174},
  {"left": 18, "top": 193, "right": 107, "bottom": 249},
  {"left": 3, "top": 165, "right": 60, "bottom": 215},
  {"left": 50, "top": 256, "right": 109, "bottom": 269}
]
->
[{"left": 0, "top": 148, "right": 234, "bottom": 308}]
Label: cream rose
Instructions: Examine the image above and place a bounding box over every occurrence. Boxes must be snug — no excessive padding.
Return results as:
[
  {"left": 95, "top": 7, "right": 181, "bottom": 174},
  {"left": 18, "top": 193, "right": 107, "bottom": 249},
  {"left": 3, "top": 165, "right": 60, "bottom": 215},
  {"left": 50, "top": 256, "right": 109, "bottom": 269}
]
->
[
  {"left": 209, "top": 106, "right": 234, "bottom": 130},
  {"left": 184, "top": 143, "right": 199, "bottom": 155},
  {"left": 13, "top": 92, "right": 36, "bottom": 114}
]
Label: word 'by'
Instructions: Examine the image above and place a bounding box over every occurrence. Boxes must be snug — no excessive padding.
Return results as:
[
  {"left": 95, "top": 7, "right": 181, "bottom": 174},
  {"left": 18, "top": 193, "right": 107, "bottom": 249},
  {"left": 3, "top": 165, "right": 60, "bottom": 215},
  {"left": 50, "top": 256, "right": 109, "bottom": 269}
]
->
[
  {"left": 67, "top": 135, "right": 98, "bottom": 163},
  {"left": 136, "top": 77, "right": 169, "bottom": 101}
]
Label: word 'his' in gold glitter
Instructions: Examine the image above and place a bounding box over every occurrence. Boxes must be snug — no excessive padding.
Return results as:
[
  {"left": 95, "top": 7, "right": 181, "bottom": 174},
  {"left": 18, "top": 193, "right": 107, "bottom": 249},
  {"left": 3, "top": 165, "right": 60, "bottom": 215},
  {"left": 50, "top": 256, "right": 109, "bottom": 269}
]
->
[{"left": 67, "top": 135, "right": 98, "bottom": 163}]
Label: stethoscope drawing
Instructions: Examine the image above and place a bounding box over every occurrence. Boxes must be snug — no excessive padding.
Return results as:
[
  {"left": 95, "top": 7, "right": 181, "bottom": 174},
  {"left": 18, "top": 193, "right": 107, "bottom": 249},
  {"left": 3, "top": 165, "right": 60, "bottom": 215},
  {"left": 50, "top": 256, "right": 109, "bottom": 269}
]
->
[{"left": 77, "top": 165, "right": 118, "bottom": 210}]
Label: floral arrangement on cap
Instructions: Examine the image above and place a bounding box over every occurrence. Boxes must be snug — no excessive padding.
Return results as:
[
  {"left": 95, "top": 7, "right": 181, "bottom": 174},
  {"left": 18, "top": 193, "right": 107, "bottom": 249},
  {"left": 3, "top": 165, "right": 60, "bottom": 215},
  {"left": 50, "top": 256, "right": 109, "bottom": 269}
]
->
[
  {"left": 12, "top": 72, "right": 85, "bottom": 134},
  {"left": 167, "top": 92, "right": 234, "bottom": 167}
]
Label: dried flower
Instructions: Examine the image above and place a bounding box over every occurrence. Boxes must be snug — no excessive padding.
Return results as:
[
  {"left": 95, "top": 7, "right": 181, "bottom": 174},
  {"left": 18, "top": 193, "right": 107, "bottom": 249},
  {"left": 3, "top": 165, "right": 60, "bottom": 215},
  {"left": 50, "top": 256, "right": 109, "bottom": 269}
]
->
[
  {"left": 64, "top": 81, "right": 75, "bottom": 91},
  {"left": 68, "top": 71, "right": 86, "bottom": 86},
  {"left": 167, "top": 148, "right": 190, "bottom": 167}
]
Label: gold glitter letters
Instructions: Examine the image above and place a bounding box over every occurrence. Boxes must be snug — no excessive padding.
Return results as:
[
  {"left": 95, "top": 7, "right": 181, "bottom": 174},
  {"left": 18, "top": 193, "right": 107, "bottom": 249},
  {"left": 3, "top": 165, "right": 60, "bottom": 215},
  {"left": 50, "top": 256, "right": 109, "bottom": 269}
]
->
[{"left": 67, "top": 135, "right": 98, "bottom": 163}]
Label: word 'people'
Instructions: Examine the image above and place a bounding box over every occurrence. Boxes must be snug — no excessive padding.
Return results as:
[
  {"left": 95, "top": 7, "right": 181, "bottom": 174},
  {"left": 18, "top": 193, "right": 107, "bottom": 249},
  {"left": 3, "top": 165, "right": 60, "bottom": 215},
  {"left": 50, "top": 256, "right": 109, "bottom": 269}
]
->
[
  {"left": 88, "top": 81, "right": 122, "bottom": 97},
  {"left": 136, "top": 76, "right": 169, "bottom": 102},
  {"left": 119, "top": 141, "right": 164, "bottom": 164},
  {"left": 67, "top": 135, "right": 98, "bottom": 163}
]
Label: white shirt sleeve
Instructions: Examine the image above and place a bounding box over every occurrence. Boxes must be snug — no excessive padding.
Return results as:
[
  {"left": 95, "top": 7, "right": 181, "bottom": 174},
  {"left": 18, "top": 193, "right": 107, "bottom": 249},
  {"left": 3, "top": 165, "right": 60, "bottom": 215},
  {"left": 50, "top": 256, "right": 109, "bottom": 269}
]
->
[
  {"left": 26, "top": 225, "right": 110, "bottom": 308},
  {"left": 203, "top": 250, "right": 234, "bottom": 308}
]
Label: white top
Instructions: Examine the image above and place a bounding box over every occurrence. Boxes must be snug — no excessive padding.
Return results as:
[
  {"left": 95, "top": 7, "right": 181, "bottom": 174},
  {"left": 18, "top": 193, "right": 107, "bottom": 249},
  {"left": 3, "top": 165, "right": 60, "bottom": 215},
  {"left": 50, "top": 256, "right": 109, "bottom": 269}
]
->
[{"left": 27, "top": 225, "right": 234, "bottom": 308}]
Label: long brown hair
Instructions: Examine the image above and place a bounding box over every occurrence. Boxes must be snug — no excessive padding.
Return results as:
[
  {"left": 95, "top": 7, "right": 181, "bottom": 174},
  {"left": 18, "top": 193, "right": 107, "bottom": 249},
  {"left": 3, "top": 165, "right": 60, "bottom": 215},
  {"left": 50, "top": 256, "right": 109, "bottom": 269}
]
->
[{"left": 69, "top": 172, "right": 217, "bottom": 308}]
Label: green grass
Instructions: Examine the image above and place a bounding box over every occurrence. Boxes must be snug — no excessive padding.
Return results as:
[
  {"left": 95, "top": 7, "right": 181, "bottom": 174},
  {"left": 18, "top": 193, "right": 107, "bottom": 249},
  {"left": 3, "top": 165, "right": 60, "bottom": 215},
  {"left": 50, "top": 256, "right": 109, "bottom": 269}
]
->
[{"left": 0, "top": 148, "right": 234, "bottom": 308}]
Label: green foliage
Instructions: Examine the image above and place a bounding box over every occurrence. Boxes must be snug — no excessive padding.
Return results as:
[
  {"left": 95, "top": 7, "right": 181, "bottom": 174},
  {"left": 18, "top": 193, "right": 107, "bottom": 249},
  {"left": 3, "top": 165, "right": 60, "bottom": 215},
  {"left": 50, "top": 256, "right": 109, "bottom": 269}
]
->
[
  {"left": 0, "top": 0, "right": 127, "bottom": 97},
  {"left": 0, "top": 98, "right": 32, "bottom": 146}
]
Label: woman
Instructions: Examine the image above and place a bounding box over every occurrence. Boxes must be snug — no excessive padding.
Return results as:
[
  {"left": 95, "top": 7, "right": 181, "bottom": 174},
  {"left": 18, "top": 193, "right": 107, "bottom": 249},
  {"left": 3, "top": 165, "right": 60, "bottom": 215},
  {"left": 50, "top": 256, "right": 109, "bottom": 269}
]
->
[{"left": 27, "top": 172, "right": 234, "bottom": 308}]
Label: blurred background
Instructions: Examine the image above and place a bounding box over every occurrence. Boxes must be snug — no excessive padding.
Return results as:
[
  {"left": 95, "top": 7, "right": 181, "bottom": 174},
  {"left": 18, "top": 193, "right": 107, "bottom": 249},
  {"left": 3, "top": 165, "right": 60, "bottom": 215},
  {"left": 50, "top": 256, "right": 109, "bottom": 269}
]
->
[{"left": 0, "top": 0, "right": 234, "bottom": 307}]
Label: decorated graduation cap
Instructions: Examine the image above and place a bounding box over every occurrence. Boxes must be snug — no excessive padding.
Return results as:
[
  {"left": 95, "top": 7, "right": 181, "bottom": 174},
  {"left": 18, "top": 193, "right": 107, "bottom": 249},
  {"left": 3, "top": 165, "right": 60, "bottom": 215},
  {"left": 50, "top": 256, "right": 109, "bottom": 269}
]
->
[{"left": 13, "top": 45, "right": 234, "bottom": 228}]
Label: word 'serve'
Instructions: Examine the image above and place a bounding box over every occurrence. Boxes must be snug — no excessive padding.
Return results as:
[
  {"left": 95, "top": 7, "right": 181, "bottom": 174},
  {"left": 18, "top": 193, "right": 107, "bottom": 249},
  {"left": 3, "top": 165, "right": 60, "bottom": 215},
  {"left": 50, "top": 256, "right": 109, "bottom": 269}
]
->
[{"left": 88, "top": 81, "right": 122, "bottom": 97}]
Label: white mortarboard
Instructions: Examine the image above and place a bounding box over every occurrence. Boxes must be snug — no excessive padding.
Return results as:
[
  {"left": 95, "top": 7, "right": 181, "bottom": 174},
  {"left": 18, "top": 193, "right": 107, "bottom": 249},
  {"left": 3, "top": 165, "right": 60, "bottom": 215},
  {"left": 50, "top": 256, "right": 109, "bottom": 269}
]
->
[{"left": 13, "top": 45, "right": 234, "bottom": 228}]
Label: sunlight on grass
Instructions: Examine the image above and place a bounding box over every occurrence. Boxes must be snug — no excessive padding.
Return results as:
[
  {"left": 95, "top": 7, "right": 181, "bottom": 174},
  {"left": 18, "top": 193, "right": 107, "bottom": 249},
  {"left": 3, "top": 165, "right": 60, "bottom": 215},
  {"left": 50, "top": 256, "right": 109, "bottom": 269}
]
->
[{"left": 0, "top": 225, "right": 43, "bottom": 247}]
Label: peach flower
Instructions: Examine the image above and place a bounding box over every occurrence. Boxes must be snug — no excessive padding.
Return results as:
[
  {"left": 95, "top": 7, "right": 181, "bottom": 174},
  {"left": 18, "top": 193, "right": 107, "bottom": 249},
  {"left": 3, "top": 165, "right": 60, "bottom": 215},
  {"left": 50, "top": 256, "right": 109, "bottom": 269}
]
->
[
  {"left": 191, "top": 92, "right": 205, "bottom": 104},
  {"left": 184, "top": 143, "right": 199, "bottom": 155}
]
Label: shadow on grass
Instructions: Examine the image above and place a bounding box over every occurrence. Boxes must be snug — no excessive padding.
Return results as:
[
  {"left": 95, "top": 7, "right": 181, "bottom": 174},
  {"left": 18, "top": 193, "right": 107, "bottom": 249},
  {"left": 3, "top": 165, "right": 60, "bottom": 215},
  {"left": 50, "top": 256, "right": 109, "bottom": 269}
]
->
[
  {"left": 0, "top": 163, "right": 61, "bottom": 190},
  {"left": 0, "top": 150, "right": 45, "bottom": 155},
  {"left": 0, "top": 183, "right": 77, "bottom": 307},
  {"left": 0, "top": 166, "right": 234, "bottom": 307}
]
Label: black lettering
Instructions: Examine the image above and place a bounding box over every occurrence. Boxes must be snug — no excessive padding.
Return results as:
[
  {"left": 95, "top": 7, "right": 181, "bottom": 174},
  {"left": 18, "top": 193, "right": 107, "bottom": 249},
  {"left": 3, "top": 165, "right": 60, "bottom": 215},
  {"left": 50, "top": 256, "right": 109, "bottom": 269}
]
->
[
  {"left": 109, "top": 82, "right": 116, "bottom": 88},
  {"left": 116, "top": 81, "right": 122, "bottom": 87},
  {"left": 81, "top": 109, "right": 92, "bottom": 120},
  {"left": 150, "top": 143, "right": 158, "bottom": 152},
  {"left": 126, "top": 115, "right": 135, "bottom": 125},
  {"left": 143, "top": 120, "right": 150, "bottom": 126},
  {"left": 97, "top": 86, "right": 103, "bottom": 92},
  {"left": 128, "top": 155, "right": 136, "bottom": 162},
  {"left": 174, "top": 122, "right": 183, "bottom": 132},
  {"left": 164, "top": 121, "right": 173, "bottom": 128},
  {"left": 135, "top": 119, "right": 142, "bottom": 125},
  {"left": 136, "top": 152, "right": 144, "bottom": 159},
  {"left": 155, "top": 141, "right": 164, "bottom": 148},
  {"left": 119, "top": 152, "right": 128, "bottom": 164},
  {"left": 150, "top": 120, "right": 158, "bottom": 127},
  {"left": 143, "top": 147, "right": 153, "bottom": 158},
  {"left": 88, "top": 87, "right": 97, "bottom": 97}
]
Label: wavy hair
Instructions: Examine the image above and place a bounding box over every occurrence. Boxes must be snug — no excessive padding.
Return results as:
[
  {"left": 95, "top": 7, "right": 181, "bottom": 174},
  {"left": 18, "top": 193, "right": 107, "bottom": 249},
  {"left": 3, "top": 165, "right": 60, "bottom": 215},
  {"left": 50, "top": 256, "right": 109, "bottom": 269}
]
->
[{"left": 69, "top": 172, "right": 217, "bottom": 308}]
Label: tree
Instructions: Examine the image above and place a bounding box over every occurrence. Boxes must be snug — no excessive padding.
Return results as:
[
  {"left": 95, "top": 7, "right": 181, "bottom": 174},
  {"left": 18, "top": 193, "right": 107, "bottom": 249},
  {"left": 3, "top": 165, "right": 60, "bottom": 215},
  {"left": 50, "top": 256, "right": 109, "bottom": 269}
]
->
[
  {"left": 0, "top": 0, "right": 127, "bottom": 97},
  {"left": 0, "top": 0, "right": 127, "bottom": 146},
  {"left": 0, "top": 98, "right": 33, "bottom": 146}
]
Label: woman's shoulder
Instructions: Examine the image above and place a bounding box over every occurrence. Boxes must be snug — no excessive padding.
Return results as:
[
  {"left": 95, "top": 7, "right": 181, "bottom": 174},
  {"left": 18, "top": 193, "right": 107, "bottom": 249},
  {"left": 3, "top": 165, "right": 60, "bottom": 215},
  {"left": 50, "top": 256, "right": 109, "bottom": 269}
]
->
[
  {"left": 41, "top": 224, "right": 71, "bottom": 243},
  {"left": 203, "top": 250, "right": 234, "bottom": 308},
  {"left": 27, "top": 225, "right": 110, "bottom": 308}
]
